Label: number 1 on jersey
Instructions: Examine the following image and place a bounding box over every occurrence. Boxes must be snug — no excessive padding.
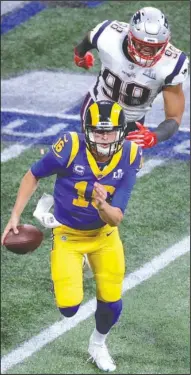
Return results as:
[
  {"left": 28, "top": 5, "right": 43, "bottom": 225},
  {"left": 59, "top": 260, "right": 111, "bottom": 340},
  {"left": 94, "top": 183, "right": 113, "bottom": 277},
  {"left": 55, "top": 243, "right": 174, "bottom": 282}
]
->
[{"left": 72, "top": 181, "right": 115, "bottom": 208}]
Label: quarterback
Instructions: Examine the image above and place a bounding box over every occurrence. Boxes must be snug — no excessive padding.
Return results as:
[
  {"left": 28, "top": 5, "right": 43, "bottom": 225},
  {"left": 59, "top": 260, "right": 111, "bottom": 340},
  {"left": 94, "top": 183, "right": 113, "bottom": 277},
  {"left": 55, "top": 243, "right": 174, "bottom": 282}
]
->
[
  {"left": 74, "top": 6, "right": 189, "bottom": 148},
  {"left": 2, "top": 101, "right": 142, "bottom": 372}
]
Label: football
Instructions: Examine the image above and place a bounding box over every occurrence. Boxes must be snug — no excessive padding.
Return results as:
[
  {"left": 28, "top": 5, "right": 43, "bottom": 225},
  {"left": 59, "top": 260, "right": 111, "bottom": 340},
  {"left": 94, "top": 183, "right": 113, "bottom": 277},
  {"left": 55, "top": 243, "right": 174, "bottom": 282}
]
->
[{"left": 4, "top": 224, "right": 44, "bottom": 255}]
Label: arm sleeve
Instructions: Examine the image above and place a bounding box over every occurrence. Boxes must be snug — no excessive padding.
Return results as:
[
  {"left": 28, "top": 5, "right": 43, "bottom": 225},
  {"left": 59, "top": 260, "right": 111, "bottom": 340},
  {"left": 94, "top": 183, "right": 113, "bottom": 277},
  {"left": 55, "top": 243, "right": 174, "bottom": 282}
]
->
[
  {"left": 31, "top": 132, "right": 75, "bottom": 178},
  {"left": 111, "top": 170, "right": 137, "bottom": 213},
  {"left": 31, "top": 151, "right": 63, "bottom": 178},
  {"left": 75, "top": 34, "right": 95, "bottom": 57},
  {"left": 111, "top": 145, "right": 142, "bottom": 213}
]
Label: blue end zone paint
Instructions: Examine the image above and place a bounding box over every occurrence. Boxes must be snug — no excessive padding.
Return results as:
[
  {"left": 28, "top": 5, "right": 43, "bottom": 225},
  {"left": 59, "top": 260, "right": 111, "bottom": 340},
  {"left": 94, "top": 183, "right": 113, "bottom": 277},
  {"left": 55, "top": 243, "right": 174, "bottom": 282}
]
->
[
  {"left": 1, "top": 1, "right": 104, "bottom": 35},
  {"left": 86, "top": 1, "right": 105, "bottom": 8},
  {"left": 1, "top": 1, "right": 46, "bottom": 35},
  {"left": 1, "top": 110, "right": 190, "bottom": 161}
]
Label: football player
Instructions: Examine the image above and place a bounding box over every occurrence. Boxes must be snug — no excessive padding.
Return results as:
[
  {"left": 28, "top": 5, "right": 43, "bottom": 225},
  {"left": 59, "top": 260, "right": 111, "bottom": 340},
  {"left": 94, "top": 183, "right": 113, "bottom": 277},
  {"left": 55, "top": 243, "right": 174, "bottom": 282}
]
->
[
  {"left": 74, "top": 6, "right": 189, "bottom": 149},
  {"left": 1, "top": 101, "right": 142, "bottom": 372}
]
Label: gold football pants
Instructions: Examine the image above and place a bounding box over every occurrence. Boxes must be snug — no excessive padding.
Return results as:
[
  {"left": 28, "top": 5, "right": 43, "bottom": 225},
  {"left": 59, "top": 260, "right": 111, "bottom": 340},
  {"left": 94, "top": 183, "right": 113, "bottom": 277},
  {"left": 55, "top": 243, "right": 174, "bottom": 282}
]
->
[{"left": 51, "top": 224, "right": 125, "bottom": 307}]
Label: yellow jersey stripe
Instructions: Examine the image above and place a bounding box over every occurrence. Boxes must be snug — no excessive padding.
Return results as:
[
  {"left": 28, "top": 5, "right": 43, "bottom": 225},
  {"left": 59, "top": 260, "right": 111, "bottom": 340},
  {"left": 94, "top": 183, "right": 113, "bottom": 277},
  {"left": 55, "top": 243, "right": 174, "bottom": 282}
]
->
[
  {"left": 66, "top": 132, "right": 79, "bottom": 167},
  {"left": 110, "top": 102, "right": 122, "bottom": 126},
  {"left": 86, "top": 147, "right": 122, "bottom": 179},
  {"left": 89, "top": 102, "right": 100, "bottom": 126},
  {"left": 130, "top": 141, "right": 138, "bottom": 165}
]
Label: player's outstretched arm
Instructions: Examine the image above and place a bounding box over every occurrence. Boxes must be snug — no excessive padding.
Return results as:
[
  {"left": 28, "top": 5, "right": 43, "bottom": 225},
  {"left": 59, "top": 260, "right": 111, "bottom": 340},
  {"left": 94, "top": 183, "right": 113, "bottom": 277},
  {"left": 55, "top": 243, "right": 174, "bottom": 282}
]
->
[
  {"left": 162, "top": 84, "right": 185, "bottom": 126},
  {"left": 1, "top": 170, "right": 39, "bottom": 245},
  {"left": 74, "top": 32, "right": 95, "bottom": 70},
  {"left": 126, "top": 84, "right": 183, "bottom": 148},
  {"left": 93, "top": 182, "right": 123, "bottom": 227},
  {"left": 75, "top": 32, "right": 94, "bottom": 57}
]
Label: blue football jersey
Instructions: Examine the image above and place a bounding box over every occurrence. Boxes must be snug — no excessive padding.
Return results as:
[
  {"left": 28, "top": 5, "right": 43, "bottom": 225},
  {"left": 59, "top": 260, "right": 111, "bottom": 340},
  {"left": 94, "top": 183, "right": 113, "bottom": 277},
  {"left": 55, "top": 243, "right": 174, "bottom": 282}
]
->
[{"left": 31, "top": 132, "right": 142, "bottom": 230}]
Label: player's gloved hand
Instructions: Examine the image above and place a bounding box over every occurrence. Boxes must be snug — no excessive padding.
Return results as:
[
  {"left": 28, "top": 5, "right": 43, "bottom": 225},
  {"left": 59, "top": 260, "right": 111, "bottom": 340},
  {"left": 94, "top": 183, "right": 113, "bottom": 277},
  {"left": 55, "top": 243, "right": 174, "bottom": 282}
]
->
[
  {"left": 74, "top": 49, "right": 95, "bottom": 70},
  {"left": 126, "top": 122, "right": 158, "bottom": 148}
]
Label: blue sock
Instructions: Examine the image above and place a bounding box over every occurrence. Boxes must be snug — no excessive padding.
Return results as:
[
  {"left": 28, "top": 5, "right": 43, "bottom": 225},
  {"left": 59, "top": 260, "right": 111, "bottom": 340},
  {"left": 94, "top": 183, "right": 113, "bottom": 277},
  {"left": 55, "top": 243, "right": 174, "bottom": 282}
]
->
[{"left": 95, "top": 299, "right": 122, "bottom": 334}]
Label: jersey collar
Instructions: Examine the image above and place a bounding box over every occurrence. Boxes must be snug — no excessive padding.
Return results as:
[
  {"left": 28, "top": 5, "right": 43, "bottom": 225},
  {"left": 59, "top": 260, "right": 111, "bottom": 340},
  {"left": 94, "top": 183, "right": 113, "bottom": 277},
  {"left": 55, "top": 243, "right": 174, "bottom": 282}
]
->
[{"left": 86, "top": 148, "right": 123, "bottom": 180}]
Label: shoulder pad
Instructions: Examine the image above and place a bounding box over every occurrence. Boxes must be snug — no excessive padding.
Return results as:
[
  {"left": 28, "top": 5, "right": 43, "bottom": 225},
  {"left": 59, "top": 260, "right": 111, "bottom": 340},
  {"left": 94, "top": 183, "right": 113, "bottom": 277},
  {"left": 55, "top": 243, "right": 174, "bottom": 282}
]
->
[
  {"left": 163, "top": 44, "right": 189, "bottom": 85},
  {"left": 89, "top": 20, "right": 111, "bottom": 47},
  {"left": 90, "top": 20, "right": 128, "bottom": 49}
]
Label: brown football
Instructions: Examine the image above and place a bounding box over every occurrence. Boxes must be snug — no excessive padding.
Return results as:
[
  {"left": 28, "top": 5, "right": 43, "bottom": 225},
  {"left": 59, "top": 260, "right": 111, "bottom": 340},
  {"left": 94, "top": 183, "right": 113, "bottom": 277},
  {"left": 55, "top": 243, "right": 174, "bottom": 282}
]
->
[{"left": 4, "top": 224, "right": 44, "bottom": 255}]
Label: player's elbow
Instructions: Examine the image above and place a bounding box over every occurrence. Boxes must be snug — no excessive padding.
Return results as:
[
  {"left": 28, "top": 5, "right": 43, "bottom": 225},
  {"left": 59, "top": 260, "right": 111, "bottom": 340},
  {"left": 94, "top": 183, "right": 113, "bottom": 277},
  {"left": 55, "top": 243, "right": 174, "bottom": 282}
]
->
[{"left": 21, "top": 170, "right": 39, "bottom": 190}]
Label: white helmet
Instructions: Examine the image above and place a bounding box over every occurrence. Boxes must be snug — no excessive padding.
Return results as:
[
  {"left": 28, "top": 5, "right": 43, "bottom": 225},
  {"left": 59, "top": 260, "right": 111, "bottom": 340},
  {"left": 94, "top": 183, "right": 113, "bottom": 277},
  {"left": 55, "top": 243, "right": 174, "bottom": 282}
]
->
[{"left": 128, "top": 7, "right": 171, "bottom": 67}]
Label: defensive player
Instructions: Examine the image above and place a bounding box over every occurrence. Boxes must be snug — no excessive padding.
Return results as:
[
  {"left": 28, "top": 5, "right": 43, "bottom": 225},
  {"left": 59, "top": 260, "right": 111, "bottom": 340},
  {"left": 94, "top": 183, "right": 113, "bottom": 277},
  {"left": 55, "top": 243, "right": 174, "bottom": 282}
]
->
[
  {"left": 2, "top": 101, "right": 142, "bottom": 372},
  {"left": 74, "top": 6, "right": 189, "bottom": 148}
]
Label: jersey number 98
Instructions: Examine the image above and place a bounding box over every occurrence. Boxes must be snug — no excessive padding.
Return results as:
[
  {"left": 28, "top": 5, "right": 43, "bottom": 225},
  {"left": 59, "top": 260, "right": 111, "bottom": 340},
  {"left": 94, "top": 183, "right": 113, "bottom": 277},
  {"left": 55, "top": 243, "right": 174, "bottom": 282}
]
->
[{"left": 102, "top": 68, "right": 151, "bottom": 106}]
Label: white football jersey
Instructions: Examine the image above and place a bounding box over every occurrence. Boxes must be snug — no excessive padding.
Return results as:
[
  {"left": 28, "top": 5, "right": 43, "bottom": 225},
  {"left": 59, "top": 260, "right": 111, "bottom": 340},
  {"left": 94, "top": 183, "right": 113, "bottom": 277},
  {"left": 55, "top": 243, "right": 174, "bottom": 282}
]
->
[{"left": 89, "top": 20, "right": 189, "bottom": 122}]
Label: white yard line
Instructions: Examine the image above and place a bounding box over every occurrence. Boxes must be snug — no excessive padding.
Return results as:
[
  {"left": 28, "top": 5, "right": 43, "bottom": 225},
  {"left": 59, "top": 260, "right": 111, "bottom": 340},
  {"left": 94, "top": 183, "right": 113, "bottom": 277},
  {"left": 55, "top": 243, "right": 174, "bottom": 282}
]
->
[
  {"left": 1, "top": 107, "right": 80, "bottom": 120},
  {"left": 1, "top": 1, "right": 30, "bottom": 16},
  {"left": 137, "top": 158, "right": 165, "bottom": 177},
  {"left": 1, "top": 143, "right": 32, "bottom": 163},
  {"left": 1, "top": 236, "right": 189, "bottom": 373},
  {"left": 1, "top": 106, "right": 190, "bottom": 131}
]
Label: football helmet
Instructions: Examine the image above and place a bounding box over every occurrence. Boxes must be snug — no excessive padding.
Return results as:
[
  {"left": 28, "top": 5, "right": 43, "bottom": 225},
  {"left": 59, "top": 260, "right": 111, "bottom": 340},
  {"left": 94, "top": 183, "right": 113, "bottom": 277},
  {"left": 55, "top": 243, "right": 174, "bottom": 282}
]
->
[
  {"left": 128, "top": 7, "right": 171, "bottom": 67},
  {"left": 84, "top": 100, "right": 126, "bottom": 157}
]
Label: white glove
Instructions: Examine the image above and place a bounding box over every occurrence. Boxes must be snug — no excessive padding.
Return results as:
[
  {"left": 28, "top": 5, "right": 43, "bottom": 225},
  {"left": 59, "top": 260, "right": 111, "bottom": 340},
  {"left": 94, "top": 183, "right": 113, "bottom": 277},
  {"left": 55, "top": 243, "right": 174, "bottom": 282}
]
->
[{"left": 33, "top": 193, "right": 62, "bottom": 228}]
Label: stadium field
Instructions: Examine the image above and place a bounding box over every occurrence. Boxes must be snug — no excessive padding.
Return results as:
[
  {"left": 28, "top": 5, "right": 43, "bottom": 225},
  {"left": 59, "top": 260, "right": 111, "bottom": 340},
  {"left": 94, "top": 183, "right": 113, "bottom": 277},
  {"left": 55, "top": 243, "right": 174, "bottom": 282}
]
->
[{"left": 1, "top": 1, "right": 190, "bottom": 374}]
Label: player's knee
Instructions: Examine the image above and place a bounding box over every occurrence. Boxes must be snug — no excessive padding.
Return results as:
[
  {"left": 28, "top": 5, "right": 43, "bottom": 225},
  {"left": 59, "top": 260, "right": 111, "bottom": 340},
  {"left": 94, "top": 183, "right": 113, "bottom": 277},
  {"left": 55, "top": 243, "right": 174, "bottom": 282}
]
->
[
  {"left": 59, "top": 304, "right": 80, "bottom": 317},
  {"left": 95, "top": 299, "right": 123, "bottom": 334},
  {"left": 54, "top": 283, "right": 83, "bottom": 308},
  {"left": 97, "top": 280, "right": 124, "bottom": 302}
]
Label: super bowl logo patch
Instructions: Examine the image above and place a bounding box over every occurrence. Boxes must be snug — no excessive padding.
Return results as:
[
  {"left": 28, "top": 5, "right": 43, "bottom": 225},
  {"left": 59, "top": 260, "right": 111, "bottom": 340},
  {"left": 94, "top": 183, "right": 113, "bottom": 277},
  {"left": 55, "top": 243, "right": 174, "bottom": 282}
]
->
[{"left": 113, "top": 169, "right": 124, "bottom": 179}]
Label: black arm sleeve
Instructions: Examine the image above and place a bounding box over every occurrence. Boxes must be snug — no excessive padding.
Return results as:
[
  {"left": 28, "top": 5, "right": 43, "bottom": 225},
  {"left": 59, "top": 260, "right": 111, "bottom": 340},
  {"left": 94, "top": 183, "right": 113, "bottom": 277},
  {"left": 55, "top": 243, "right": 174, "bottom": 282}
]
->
[
  {"left": 155, "top": 119, "right": 179, "bottom": 142},
  {"left": 75, "top": 33, "right": 95, "bottom": 57}
]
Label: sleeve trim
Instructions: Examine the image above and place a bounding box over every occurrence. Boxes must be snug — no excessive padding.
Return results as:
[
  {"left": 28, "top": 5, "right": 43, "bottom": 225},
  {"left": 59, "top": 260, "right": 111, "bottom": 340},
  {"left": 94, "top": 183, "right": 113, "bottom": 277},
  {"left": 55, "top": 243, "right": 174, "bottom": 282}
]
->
[
  {"left": 130, "top": 142, "right": 138, "bottom": 165},
  {"left": 92, "top": 20, "right": 112, "bottom": 48},
  {"left": 164, "top": 52, "right": 187, "bottom": 85}
]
